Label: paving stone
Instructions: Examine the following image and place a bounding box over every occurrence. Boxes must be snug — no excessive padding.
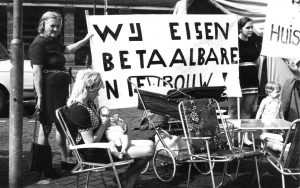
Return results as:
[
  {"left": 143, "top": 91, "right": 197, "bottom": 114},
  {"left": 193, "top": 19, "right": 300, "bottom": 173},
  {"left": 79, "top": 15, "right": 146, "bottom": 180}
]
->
[{"left": 1, "top": 107, "right": 299, "bottom": 188}]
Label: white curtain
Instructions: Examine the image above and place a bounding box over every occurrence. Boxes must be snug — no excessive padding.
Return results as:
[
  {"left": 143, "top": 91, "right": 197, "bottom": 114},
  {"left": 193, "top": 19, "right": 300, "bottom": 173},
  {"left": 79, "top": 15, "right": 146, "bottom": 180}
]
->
[{"left": 213, "top": 0, "right": 267, "bottom": 33}]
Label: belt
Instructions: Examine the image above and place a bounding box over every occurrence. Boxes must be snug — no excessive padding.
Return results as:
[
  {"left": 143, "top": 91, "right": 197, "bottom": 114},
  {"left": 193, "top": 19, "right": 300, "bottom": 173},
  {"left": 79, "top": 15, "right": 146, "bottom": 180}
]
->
[
  {"left": 239, "top": 62, "right": 256, "bottom": 67},
  {"left": 43, "top": 70, "right": 69, "bottom": 74}
]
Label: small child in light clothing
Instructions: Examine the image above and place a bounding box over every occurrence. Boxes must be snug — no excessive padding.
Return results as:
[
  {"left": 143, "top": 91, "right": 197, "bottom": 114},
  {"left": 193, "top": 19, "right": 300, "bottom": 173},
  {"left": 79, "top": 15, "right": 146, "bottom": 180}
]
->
[
  {"left": 99, "top": 107, "right": 129, "bottom": 159},
  {"left": 257, "top": 81, "right": 288, "bottom": 156},
  {"left": 256, "top": 81, "right": 284, "bottom": 133}
]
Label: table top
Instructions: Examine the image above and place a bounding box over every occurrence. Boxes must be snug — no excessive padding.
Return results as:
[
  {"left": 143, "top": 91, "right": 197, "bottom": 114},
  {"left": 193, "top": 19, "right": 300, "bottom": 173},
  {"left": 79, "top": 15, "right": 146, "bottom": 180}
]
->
[{"left": 227, "top": 119, "right": 292, "bottom": 130}]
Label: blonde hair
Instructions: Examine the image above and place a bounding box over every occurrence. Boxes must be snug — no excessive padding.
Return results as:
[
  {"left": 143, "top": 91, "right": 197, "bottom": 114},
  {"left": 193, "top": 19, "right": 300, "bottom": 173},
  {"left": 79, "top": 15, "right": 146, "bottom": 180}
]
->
[
  {"left": 265, "top": 81, "right": 281, "bottom": 95},
  {"left": 67, "top": 69, "right": 103, "bottom": 106},
  {"left": 38, "top": 11, "right": 62, "bottom": 34}
]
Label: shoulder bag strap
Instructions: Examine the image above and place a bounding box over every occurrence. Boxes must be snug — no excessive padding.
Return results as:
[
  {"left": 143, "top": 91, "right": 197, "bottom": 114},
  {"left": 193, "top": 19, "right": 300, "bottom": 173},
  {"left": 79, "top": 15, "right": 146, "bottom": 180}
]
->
[{"left": 31, "top": 109, "right": 40, "bottom": 143}]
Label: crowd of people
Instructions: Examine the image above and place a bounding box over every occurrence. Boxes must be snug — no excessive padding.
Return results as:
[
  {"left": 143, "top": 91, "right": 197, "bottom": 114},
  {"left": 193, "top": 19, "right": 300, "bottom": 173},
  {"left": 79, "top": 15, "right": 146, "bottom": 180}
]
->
[{"left": 28, "top": 10, "right": 298, "bottom": 188}]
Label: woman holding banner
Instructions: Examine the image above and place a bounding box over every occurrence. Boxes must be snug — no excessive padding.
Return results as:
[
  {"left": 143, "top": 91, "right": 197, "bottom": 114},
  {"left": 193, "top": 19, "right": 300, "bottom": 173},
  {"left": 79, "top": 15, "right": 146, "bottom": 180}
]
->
[
  {"left": 29, "top": 11, "right": 92, "bottom": 177},
  {"left": 228, "top": 16, "right": 263, "bottom": 145}
]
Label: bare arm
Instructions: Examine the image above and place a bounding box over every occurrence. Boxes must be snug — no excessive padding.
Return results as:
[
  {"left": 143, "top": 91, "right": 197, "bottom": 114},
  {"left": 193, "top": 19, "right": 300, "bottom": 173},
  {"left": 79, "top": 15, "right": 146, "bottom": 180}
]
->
[
  {"left": 80, "top": 116, "right": 110, "bottom": 143},
  {"left": 32, "top": 64, "right": 43, "bottom": 110},
  {"left": 278, "top": 101, "right": 284, "bottom": 119},
  {"left": 94, "top": 116, "right": 110, "bottom": 142},
  {"left": 255, "top": 99, "right": 266, "bottom": 119},
  {"left": 64, "top": 33, "right": 93, "bottom": 54}
]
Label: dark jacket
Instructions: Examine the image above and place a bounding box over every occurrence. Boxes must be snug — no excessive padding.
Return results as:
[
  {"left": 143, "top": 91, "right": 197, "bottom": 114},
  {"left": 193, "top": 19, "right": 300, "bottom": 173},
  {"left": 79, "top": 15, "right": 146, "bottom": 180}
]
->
[{"left": 281, "top": 78, "right": 300, "bottom": 121}]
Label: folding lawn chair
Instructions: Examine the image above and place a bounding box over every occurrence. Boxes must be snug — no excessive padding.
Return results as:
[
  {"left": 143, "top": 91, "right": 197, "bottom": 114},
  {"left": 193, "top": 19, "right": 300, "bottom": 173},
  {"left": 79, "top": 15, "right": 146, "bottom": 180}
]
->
[
  {"left": 55, "top": 106, "right": 133, "bottom": 188},
  {"left": 178, "top": 98, "right": 244, "bottom": 188},
  {"left": 263, "top": 119, "right": 300, "bottom": 188}
]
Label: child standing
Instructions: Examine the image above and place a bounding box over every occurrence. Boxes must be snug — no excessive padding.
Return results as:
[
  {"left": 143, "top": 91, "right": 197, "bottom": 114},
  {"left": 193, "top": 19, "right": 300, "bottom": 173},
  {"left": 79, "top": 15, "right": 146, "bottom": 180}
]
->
[
  {"left": 256, "top": 81, "right": 288, "bottom": 154},
  {"left": 256, "top": 81, "right": 284, "bottom": 131},
  {"left": 99, "top": 107, "right": 129, "bottom": 159}
]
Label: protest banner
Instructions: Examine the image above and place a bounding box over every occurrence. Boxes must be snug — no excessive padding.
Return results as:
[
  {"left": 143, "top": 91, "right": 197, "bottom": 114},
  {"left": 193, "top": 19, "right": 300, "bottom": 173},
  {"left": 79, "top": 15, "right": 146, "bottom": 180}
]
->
[
  {"left": 261, "top": 0, "right": 300, "bottom": 58},
  {"left": 86, "top": 14, "right": 241, "bottom": 108}
]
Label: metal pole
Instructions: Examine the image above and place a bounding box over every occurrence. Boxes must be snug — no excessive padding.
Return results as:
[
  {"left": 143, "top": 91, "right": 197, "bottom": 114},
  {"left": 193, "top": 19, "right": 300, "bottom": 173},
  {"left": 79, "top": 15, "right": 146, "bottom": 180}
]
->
[
  {"left": 93, "top": 0, "right": 96, "bottom": 15},
  {"left": 104, "top": 0, "right": 108, "bottom": 15},
  {"left": 9, "top": 0, "right": 24, "bottom": 187}
]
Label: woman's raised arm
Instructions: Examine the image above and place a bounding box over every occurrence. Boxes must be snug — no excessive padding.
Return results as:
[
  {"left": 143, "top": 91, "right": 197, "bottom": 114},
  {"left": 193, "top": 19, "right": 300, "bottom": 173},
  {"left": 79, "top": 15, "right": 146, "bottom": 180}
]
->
[{"left": 64, "top": 33, "right": 93, "bottom": 54}]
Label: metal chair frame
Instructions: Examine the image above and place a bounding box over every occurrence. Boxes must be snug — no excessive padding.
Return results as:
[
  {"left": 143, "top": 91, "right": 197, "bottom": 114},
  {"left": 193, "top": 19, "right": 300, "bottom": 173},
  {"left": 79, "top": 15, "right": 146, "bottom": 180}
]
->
[
  {"left": 264, "top": 119, "right": 300, "bottom": 188},
  {"left": 55, "top": 106, "right": 133, "bottom": 188},
  {"left": 178, "top": 98, "right": 244, "bottom": 188}
]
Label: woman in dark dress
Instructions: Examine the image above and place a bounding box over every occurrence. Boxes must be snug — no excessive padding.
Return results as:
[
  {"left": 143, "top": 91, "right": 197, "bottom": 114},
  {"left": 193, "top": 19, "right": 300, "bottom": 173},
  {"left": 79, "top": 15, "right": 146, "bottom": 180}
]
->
[
  {"left": 29, "top": 11, "right": 92, "bottom": 177},
  {"left": 228, "top": 17, "right": 262, "bottom": 145},
  {"left": 66, "top": 69, "right": 155, "bottom": 188}
]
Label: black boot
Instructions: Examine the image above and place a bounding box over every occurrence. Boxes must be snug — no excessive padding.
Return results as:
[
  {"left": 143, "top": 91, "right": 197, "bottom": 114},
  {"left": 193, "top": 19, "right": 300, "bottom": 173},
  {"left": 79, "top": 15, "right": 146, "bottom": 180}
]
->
[
  {"left": 43, "top": 167, "right": 61, "bottom": 179},
  {"left": 61, "top": 161, "right": 77, "bottom": 172}
]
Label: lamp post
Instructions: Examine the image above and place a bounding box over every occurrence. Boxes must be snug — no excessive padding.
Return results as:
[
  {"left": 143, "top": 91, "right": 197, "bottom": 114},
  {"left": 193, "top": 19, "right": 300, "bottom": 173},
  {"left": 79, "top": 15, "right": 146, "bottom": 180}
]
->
[{"left": 9, "top": 0, "right": 24, "bottom": 187}]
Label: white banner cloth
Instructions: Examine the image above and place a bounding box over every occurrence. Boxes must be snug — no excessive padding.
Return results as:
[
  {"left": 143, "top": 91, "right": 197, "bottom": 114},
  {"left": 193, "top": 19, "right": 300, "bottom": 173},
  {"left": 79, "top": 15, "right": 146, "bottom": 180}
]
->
[
  {"left": 86, "top": 14, "right": 241, "bottom": 108},
  {"left": 261, "top": 0, "right": 300, "bottom": 58}
]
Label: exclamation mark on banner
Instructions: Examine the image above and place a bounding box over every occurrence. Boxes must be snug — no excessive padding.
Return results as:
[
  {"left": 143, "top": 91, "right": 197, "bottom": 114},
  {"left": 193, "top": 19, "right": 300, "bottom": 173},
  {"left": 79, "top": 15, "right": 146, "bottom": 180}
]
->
[{"left": 222, "top": 73, "right": 228, "bottom": 82}]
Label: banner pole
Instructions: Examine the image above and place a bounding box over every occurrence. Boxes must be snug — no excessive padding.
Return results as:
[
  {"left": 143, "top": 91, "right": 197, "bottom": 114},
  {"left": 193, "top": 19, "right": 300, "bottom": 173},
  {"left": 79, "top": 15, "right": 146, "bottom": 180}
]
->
[
  {"left": 93, "top": 0, "right": 96, "bottom": 15},
  {"left": 104, "top": 0, "right": 108, "bottom": 15},
  {"left": 237, "top": 97, "right": 240, "bottom": 119},
  {"left": 85, "top": 10, "right": 92, "bottom": 69},
  {"left": 237, "top": 97, "right": 241, "bottom": 146},
  {"left": 85, "top": 10, "right": 90, "bottom": 31}
]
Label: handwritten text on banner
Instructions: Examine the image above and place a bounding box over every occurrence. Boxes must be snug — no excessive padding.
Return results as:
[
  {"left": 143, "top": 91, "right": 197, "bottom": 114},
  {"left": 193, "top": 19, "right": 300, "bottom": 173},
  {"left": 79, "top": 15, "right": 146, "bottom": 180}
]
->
[
  {"left": 87, "top": 14, "right": 241, "bottom": 108},
  {"left": 262, "top": 0, "right": 300, "bottom": 58}
]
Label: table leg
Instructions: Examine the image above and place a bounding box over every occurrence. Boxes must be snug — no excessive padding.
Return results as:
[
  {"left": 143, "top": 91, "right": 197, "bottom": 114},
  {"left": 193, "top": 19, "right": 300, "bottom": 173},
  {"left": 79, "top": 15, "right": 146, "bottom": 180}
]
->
[
  {"left": 234, "top": 132, "right": 245, "bottom": 179},
  {"left": 238, "top": 132, "right": 241, "bottom": 148}
]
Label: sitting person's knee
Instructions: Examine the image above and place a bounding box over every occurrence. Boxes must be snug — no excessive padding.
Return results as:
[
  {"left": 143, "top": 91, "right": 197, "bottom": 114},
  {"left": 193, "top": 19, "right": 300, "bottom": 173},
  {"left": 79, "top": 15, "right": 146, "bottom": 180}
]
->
[
  {"left": 139, "top": 140, "right": 155, "bottom": 158},
  {"left": 147, "top": 141, "right": 155, "bottom": 157},
  {"left": 260, "top": 132, "right": 283, "bottom": 142},
  {"left": 266, "top": 141, "right": 281, "bottom": 151}
]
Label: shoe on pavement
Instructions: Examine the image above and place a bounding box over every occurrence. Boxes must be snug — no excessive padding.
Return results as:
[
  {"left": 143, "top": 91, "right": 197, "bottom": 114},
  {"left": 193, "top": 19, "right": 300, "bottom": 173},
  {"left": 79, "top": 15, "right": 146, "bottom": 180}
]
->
[
  {"left": 61, "top": 161, "right": 77, "bottom": 172},
  {"left": 43, "top": 168, "right": 61, "bottom": 179}
]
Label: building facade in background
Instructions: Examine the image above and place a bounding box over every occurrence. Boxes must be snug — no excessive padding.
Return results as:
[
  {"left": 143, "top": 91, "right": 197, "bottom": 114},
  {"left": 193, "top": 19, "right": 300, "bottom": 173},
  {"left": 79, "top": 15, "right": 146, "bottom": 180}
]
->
[
  {"left": 0, "top": 0, "right": 223, "bottom": 68},
  {"left": 0, "top": 0, "right": 181, "bottom": 68}
]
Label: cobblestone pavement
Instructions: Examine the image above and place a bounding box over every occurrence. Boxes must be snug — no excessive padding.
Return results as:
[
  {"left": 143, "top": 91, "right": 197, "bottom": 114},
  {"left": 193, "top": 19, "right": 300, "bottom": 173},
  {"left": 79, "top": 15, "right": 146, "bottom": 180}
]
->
[{"left": 1, "top": 107, "right": 299, "bottom": 188}]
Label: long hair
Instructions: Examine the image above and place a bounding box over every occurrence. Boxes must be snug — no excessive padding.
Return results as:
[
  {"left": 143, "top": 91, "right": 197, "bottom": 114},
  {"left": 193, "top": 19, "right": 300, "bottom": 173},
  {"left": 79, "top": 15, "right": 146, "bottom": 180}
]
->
[
  {"left": 67, "top": 69, "right": 103, "bottom": 107},
  {"left": 238, "top": 16, "right": 253, "bottom": 33},
  {"left": 38, "top": 11, "right": 62, "bottom": 34}
]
